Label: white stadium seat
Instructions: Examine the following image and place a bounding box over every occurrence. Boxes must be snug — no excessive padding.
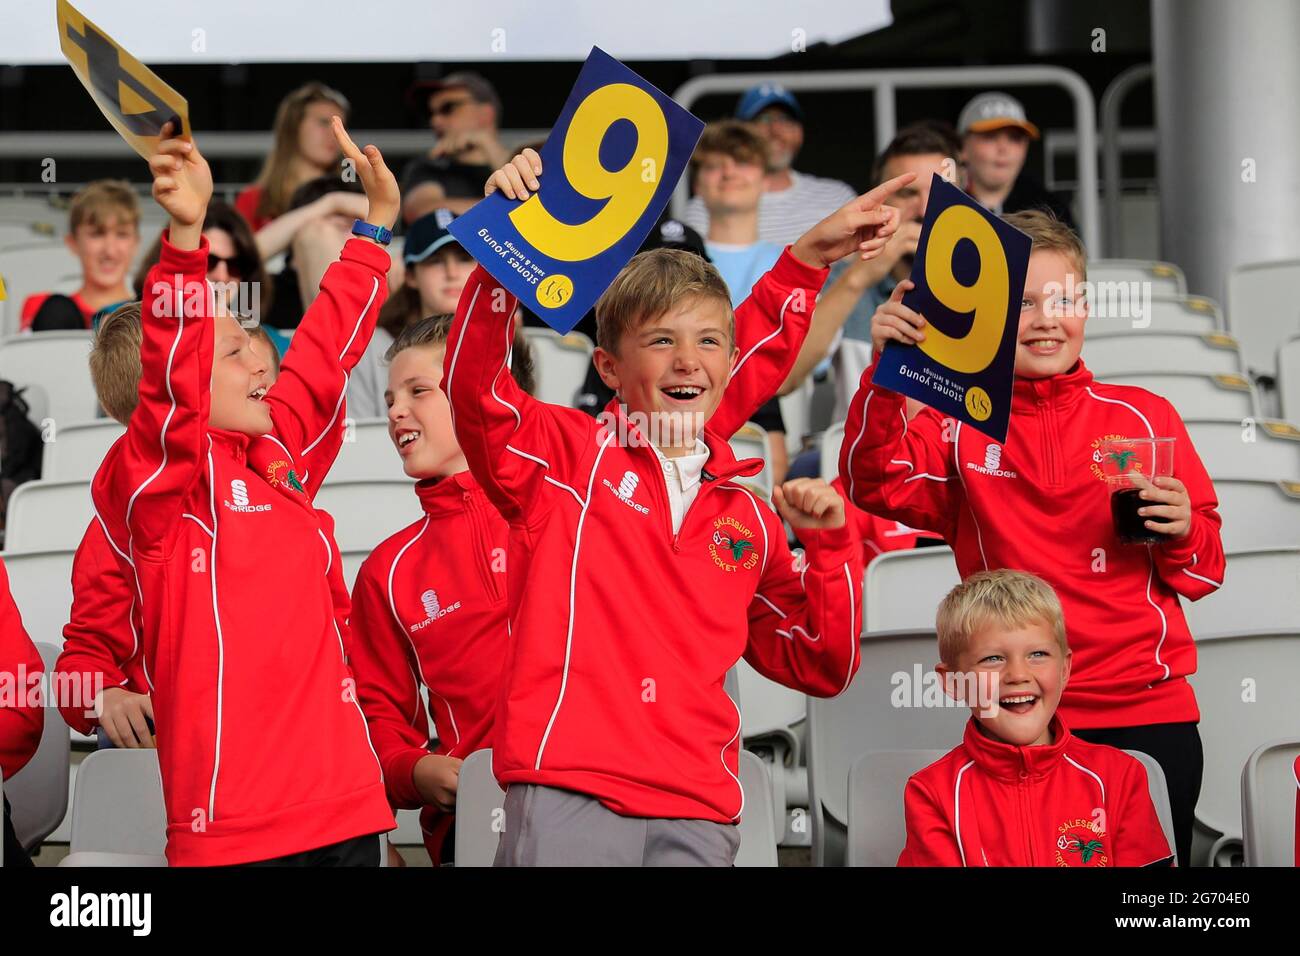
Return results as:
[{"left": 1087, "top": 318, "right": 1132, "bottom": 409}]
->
[
  {"left": 846, "top": 749, "right": 945, "bottom": 867},
  {"left": 1087, "top": 258, "right": 1187, "bottom": 296},
  {"left": 1185, "top": 419, "right": 1300, "bottom": 482},
  {"left": 0, "top": 244, "right": 84, "bottom": 336},
  {"left": 313, "top": 478, "right": 420, "bottom": 553},
  {"left": 807, "top": 629, "right": 966, "bottom": 866},
  {"left": 6, "top": 643, "right": 71, "bottom": 856},
  {"left": 1213, "top": 479, "right": 1300, "bottom": 551},
  {"left": 737, "top": 659, "right": 805, "bottom": 767},
  {"left": 59, "top": 749, "right": 168, "bottom": 867},
  {"left": 1097, "top": 372, "right": 1258, "bottom": 420},
  {"left": 1187, "top": 629, "right": 1300, "bottom": 865},
  {"left": 41, "top": 419, "right": 124, "bottom": 481},
  {"left": 2, "top": 549, "right": 74, "bottom": 649},
  {"left": 1225, "top": 258, "right": 1300, "bottom": 377},
  {"left": 820, "top": 421, "right": 845, "bottom": 483},
  {"left": 330, "top": 417, "right": 413, "bottom": 482},
  {"left": 0, "top": 331, "right": 99, "bottom": 426},
  {"left": 864, "top": 546, "right": 961, "bottom": 633},
  {"left": 1279, "top": 334, "right": 1300, "bottom": 423},
  {"left": 1086, "top": 294, "right": 1222, "bottom": 337},
  {"left": 728, "top": 421, "right": 774, "bottom": 493},
  {"left": 1182, "top": 547, "right": 1300, "bottom": 638},
  {"left": 522, "top": 328, "right": 594, "bottom": 408},
  {"left": 1082, "top": 332, "right": 1243, "bottom": 378},
  {"left": 778, "top": 377, "right": 814, "bottom": 456},
  {"left": 1241, "top": 738, "right": 1300, "bottom": 867},
  {"left": 5, "top": 480, "right": 93, "bottom": 552}
]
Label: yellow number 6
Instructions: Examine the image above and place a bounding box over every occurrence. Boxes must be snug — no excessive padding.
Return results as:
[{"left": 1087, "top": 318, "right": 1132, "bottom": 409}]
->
[
  {"left": 917, "top": 205, "right": 1008, "bottom": 374},
  {"left": 509, "top": 83, "right": 668, "bottom": 262}
]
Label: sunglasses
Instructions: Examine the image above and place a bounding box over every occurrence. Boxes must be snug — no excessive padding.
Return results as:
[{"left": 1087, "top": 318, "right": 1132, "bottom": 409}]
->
[
  {"left": 430, "top": 97, "right": 473, "bottom": 118},
  {"left": 208, "top": 253, "right": 250, "bottom": 278}
]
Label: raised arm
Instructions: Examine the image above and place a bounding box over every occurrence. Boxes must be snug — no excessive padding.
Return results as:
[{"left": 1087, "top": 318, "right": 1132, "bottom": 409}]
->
[
  {"left": 742, "top": 479, "right": 863, "bottom": 697},
  {"left": 96, "top": 127, "right": 214, "bottom": 554},
  {"left": 264, "top": 118, "right": 397, "bottom": 472}
]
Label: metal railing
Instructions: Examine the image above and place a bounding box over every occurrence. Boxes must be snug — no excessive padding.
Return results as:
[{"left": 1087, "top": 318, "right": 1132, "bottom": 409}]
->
[
  {"left": 1099, "top": 63, "right": 1155, "bottom": 255},
  {"left": 671, "top": 64, "right": 1101, "bottom": 255}
]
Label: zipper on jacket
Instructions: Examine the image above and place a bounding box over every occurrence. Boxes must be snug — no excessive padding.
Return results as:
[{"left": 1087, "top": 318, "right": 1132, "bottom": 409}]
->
[
  {"left": 1037, "top": 398, "right": 1065, "bottom": 488},
  {"left": 1018, "top": 769, "right": 1034, "bottom": 864},
  {"left": 465, "top": 492, "right": 502, "bottom": 600}
]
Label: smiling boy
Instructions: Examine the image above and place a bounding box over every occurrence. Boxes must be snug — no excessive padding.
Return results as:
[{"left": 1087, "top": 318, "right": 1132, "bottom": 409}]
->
[
  {"left": 840, "top": 209, "right": 1223, "bottom": 866},
  {"left": 898, "top": 570, "right": 1174, "bottom": 867}
]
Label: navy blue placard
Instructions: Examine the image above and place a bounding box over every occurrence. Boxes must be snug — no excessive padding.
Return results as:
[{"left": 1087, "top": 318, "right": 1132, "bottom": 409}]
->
[
  {"left": 449, "top": 47, "right": 704, "bottom": 333},
  {"left": 871, "top": 175, "right": 1031, "bottom": 443}
]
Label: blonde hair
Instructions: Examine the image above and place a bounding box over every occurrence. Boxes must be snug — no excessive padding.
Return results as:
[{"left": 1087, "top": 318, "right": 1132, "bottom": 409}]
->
[
  {"left": 69, "top": 180, "right": 140, "bottom": 233},
  {"left": 1002, "top": 209, "right": 1087, "bottom": 282},
  {"left": 935, "top": 569, "right": 1067, "bottom": 666},
  {"left": 252, "top": 82, "right": 350, "bottom": 221},
  {"left": 90, "top": 302, "right": 143, "bottom": 424},
  {"left": 594, "top": 248, "right": 733, "bottom": 355}
]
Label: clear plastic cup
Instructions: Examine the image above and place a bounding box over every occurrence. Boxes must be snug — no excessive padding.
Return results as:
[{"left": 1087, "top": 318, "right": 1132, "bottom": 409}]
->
[{"left": 1100, "top": 437, "right": 1176, "bottom": 544}]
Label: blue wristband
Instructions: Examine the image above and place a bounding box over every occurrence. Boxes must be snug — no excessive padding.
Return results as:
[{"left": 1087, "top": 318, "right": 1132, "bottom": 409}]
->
[{"left": 351, "top": 219, "right": 393, "bottom": 246}]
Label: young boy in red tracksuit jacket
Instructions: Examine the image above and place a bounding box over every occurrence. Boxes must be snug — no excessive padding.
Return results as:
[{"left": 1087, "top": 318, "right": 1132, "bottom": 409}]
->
[
  {"left": 898, "top": 570, "right": 1174, "bottom": 867},
  {"left": 437, "top": 153, "right": 921, "bottom": 866},
  {"left": 349, "top": 151, "right": 913, "bottom": 865},
  {"left": 1, "top": 558, "right": 44, "bottom": 867},
  {"left": 56, "top": 327, "right": 330, "bottom": 751},
  {"left": 841, "top": 209, "right": 1223, "bottom": 866},
  {"left": 89, "top": 120, "right": 399, "bottom": 866}
]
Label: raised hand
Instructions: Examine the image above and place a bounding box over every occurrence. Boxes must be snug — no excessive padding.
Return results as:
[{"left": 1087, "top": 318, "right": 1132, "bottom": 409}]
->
[
  {"left": 772, "top": 478, "right": 847, "bottom": 531},
  {"left": 147, "top": 121, "right": 212, "bottom": 248},
  {"left": 870, "top": 279, "right": 928, "bottom": 356},
  {"left": 484, "top": 148, "right": 543, "bottom": 201},
  {"left": 332, "top": 116, "right": 400, "bottom": 230},
  {"left": 790, "top": 172, "right": 917, "bottom": 269}
]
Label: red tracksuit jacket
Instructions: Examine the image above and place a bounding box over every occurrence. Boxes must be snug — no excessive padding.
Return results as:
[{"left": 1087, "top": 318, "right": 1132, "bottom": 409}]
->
[
  {"left": 840, "top": 359, "right": 1225, "bottom": 729},
  {"left": 89, "top": 234, "right": 395, "bottom": 865},
  {"left": 0, "top": 558, "right": 44, "bottom": 781},
  {"left": 350, "top": 260, "right": 824, "bottom": 856},
  {"left": 443, "top": 257, "right": 864, "bottom": 823},
  {"left": 898, "top": 715, "right": 1174, "bottom": 866}
]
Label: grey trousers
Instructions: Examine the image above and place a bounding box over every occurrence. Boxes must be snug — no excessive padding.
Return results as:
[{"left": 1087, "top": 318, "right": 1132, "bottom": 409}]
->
[{"left": 493, "top": 784, "right": 741, "bottom": 867}]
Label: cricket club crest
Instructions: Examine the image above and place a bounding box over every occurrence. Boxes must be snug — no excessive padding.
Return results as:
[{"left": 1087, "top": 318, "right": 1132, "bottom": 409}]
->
[
  {"left": 1088, "top": 433, "right": 1128, "bottom": 482},
  {"left": 1055, "top": 818, "right": 1109, "bottom": 867},
  {"left": 266, "top": 459, "right": 305, "bottom": 493},
  {"left": 709, "top": 516, "right": 760, "bottom": 572}
]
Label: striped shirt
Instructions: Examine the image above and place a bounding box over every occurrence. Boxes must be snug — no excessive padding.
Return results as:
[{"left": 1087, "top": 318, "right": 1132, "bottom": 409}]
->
[{"left": 683, "top": 169, "right": 857, "bottom": 246}]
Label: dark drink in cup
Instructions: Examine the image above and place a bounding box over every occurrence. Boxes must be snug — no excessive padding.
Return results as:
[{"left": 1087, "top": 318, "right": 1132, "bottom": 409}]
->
[
  {"left": 1100, "top": 437, "right": 1176, "bottom": 546},
  {"left": 1111, "top": 487, "right": 1161, "bottom": 543}
]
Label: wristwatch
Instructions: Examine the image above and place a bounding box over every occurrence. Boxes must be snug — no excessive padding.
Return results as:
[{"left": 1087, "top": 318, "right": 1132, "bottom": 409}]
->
[{"left": 351, "top": 219, "right": 393, "bottom": 246}]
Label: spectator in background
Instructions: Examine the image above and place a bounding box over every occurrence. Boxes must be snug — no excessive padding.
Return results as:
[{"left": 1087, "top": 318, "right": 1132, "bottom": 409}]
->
[
  {"left": 683, "top": 83, "right": 856, "bottom": 246},
  {"left": 958, "top": 91, "right": 1075, "bottom": 229},
  {"left": 21, "top": 180, "right": 139, "bottom": 331},
  {"left": 348, "top": 210, "right": 475, "bottom": 419},
  {"left": 692, "top": 120, "right": 790, "bottom": 483},
  {"left": 400, "top": 158, "right": 493, "bottom": 227},
  {"left": 235, "top": 82, "right": 351, "bottom": 232},
  {"left": 133, "top": 200, "right": 273, "bottom": 329},
  {"left": 404, "top": 73, "right": 509, "bottom": 197}
]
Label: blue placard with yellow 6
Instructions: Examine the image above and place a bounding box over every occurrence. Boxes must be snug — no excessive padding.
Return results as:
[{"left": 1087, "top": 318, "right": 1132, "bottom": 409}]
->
[
  {"left": 871, "top": 175, "right": 1031, "bottom": 443},
  {"left": 449, "top": 47, "right": 704, "bottom": 333}
]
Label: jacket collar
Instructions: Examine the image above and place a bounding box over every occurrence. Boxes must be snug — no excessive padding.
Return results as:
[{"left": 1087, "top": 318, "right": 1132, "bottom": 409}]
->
[
  {"left": 208, "top": 427, "right": 252, "bottom": 461},
  {"left": 963, "top": 713, "right": 1072, "bottom": 782},
  {"left": 415, "top": 469, "right": 481, "bottom": 517},
  {"left": 597, "top": 399, "right": 764, "bottom": 483},
  {"left": 1011, "top": 359, "right": 1094, "bottom": 412}
]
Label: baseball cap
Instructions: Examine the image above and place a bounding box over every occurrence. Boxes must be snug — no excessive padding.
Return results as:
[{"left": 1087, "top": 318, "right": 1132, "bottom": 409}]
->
[
  {"left": 404, "top": 209, "right": 462, "bottom": 265},
  {"left": 957, "top": 91, "right": 1041, "bottom": 139},
  {"left": 735, "top": 83, "right": 803, "bottom": 122},
  {"left": 407, "top": 71, "right": 503, "bottom": 119}
]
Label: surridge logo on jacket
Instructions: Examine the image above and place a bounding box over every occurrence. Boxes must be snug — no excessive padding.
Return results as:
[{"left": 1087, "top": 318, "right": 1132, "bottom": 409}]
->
[
  {"left": 411, "top": 587, "right": 461, "bottom": 631},
  {"left": 602, "top": 469, "right": 650, "bottom": 515},
  {"left": 223, "top": 478, "right": 272, "bottom": 514},
  {"left": 265, "top": 459, "right": 305, "bottom": 493},
  {"left": 965, "top": 442, "right": 1018, "bottom": 479},
  {"left": 709, "top": 516, "right": 760, "bottom": 572},
  {"left": 1054, "top": 818, "right": 1109, "bottom": 867}
]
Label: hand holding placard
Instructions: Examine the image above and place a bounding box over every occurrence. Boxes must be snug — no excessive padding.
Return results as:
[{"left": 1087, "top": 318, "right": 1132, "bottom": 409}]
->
[{"left": 870, "top": 175, "right": 1031, "bottom": 443}]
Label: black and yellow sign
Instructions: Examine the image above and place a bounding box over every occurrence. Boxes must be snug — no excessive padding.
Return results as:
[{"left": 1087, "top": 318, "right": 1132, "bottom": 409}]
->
[{"left": 57, "top": 0, "right": 190, "bottom": 159}]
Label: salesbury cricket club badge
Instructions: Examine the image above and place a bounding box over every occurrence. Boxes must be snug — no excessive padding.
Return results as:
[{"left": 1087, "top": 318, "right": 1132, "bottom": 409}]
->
[
  {"left": 709, "top": 516, "right": 760, "bottom": 572},
  {"left": 1055, "top": 818, "right": 1109, "bottom": 867},
  {"left": 266, "top": 459, "right": 304, "bottom": 493},
  {"left": 1088, "top": 433, "right": 1128, "bottom": 482}
]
